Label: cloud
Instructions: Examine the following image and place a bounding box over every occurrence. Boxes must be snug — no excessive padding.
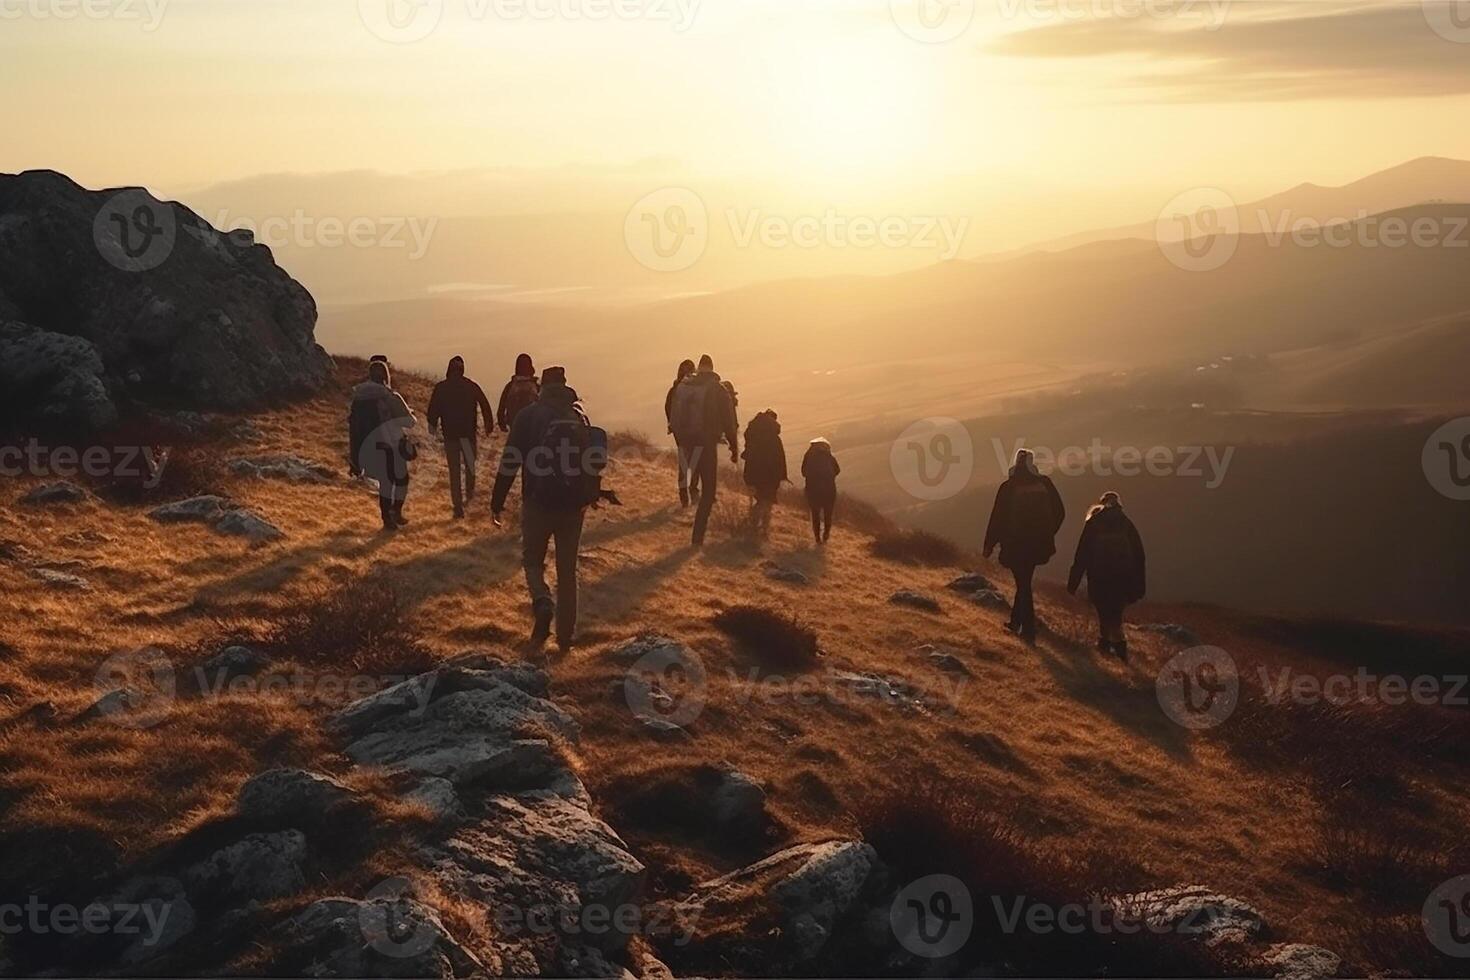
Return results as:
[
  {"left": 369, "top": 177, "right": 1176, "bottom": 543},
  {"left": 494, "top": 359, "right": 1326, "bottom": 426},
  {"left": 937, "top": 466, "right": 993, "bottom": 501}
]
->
[{"left": 989, "top": 2, "right": 1470, "bottom": 100}]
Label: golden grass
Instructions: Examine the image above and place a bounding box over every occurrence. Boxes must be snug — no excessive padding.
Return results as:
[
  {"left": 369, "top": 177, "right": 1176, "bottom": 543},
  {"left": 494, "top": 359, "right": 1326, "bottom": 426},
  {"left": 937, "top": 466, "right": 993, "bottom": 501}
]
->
[{"left": 1, "top": 358, "right": 1467, "bottom": 972}]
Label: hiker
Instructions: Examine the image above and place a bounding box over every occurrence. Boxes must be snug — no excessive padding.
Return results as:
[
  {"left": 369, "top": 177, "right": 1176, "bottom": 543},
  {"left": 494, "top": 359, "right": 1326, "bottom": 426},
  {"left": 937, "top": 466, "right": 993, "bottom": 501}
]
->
[
  {"left": 668, "top": 354, "right": 739, "bottom": 547},
  {"left": 742, "top": 409, "right": 787, "bottom": 531},
  {"left": 983, "top": 449, "right": 1065, "bottom": 643},
  {"left": 801, "top": 437, "right": 840, "bottom": 544},
  {"left": 491, "top": 366, "right": 609, "bottom": 651},
  {"left": 665, "top": 359, "right": 697, "bottom": 506},
  {"left": 426, "top": 355, "right": 494, "bottom": 519},
  {"left": 348, "top": 359, "right": 418, "bottom": 531},
  {"left": 497, "top": 353, "right": 540, "bottom": 432},
  {"left": 1067, "top": 491, "right": 1146, "bottom": 659}
]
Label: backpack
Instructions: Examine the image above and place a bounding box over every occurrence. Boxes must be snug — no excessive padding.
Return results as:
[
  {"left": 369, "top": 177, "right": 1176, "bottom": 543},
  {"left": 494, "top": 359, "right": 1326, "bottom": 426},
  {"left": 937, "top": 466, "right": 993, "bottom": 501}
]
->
[
  {"left": 669, "top": 379, "right": 709, "bottom": 444},
  {"left": 503, "top": 377, "right": 539, "bottom": 426},
  {"left": 1009, "top": 479, "right": 1056, "bottom": 543},
  {"left": 526, "top": 410, "right": 608, "bottom": 511}
]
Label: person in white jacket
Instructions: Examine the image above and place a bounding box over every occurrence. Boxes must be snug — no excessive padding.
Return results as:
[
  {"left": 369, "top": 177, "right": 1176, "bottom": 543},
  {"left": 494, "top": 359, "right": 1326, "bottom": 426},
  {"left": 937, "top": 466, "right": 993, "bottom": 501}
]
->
[{"left": 347, "top": 358, "right": 418, "bottom": 530}]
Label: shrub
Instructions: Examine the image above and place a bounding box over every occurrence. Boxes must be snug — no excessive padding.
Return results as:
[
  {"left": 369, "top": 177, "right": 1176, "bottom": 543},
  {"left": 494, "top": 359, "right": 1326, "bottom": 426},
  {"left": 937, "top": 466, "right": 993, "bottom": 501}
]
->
[
  {"left": 265, "top": 579, "right": 432, "bottom": 675},
  {"left": 869, "top": 528, "right": 963, "bottom": 567},
  {"left": 712, "top": 605, "right": 820, "bottom": 671}
]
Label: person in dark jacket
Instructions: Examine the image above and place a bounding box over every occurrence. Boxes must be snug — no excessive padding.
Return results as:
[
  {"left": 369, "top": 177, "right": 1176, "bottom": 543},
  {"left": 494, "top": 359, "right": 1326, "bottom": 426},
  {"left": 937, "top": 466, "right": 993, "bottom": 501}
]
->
[
  {"left": 426, "top": 355, "right": 494, "bottom": 519},
  {"left": 665, "top": 359, "right": 697, "bottom": 506},
  {"left": 667, "top": 354, "right": 739, "bottom": 547},
  {"left": 801, "top": 437, "right": 840, "bottom": 544},
  {"left": 983, "top": 449, "right": 1065, "bottom": 643},
  {"left": 1067, "top": 491, "right": 1146, "bottom": 659},
  {"left": 742, "top": 409, "right": 788, "bottom": 532},
  {"left": 348, "top": 359, "right": 417, "bottom": 531},
  {"left": 497, "top": 353, "right": 540, "bottom": 432},
  {"left": 491, "top": 366, "right": 589, "bottom": 652}
]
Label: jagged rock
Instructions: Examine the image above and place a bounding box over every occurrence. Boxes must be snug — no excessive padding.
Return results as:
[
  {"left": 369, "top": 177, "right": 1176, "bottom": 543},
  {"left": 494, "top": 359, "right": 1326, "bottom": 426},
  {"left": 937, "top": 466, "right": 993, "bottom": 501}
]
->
[
  {"left": 946, "top": 572, "right": 994, "bottom": 593},
  {"left": 229, "top": 454, "right": 336, "bottom": 483},
  {"left": 762, "top": 561, "right": 810, "bottom": 585},
  {"left": 608, "top": 633, "right": 686, "bottom": 663},
  {"left": 1113, "top": 884, "right": 1263, "bottom": 946},
  {"left": 1133, "top": 623, "right": 1201, "bottom": 646},
  {"left": 967, "top": 589, "right": 1010, "bottom": 611},
  {"left": 280, "top": 895, "right": 488, "bottom": 978},
  {"left": 183, "top": 829, "right": 307, "bottom": 903},
  {"left": 150, "top": 495, "right": 231, "bottom": 523},
  {"left": 406, "top": 777, "right": 465, "bottom": 825},
  {"left": 213, "top": 508, "right": 285, "bottom": 542},
  {"left": 31, "top": 567, "right": 90, "bottom": 590},
  {"left": 335, "top": 663, "right": 555, "bottom": 737},
  {"left": 925, "top": 650, "right": 969, "bottom": 673},
  {"left": 237, "top": 768, "right": 354, "bottom": 826},
  {"left": 674, "top": 840, "right": 877, "bottom": 963},
  {"left": 21, "top": 480, "right": 87, "bottom": 505},
  {"left": 709, "top": 764, "right": 767, "bottom": 836},
  {"left": 889, "top": 590, "right": 942, "bottom": 613},
  {"left": 428, "top": 794, "right": 647, "bottom": 954},
  {"left": 0, "top": 170, "right": 333, "bottom": 433},
  {"left": 93, "top": 875, "right": 196, "bottom": 966},
  {"left": 196, "top": 645, "right": 272, "bottom": 689},
  {"left": 830, "top": 671, "right": 910, "bottom": 706},
  {"left": 1263, "top": 943, "right": 1341, "bottom": 980}
]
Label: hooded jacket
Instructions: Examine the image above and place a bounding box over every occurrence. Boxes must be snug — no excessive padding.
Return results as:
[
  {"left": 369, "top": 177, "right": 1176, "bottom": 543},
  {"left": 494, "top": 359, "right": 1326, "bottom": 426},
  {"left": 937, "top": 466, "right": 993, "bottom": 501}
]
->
[
  {"left": 427, "top": 358, "right": 493, "bottom": 440},
  {"left": 984, "top": 464, "right": 1066, "bottom": 569},
  {"left": 497, "top": 354, "right": 541, "bottom": 431},
  {"left": 741, "top": 410, "right": 787, "bottom": 490},
  {"left": 801, "top": 439, "right": 841, "bottom": 498},
  {"left": 673, "top": 370, "right": 739, "bottom": 452},
  {"left": 348, "top": 380, "right": 416, "bottom": 485},
  {"left": 1068, "top": 504, "right": 1146, "bottom": 608},
  {"left": 491, "top": 380, "right": 585, "bottom": 513}
]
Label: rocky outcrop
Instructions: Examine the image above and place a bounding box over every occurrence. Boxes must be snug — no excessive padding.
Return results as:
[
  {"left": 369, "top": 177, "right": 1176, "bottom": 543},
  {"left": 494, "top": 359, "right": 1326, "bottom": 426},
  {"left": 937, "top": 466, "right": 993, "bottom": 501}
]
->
[
  {"left": 149, "top": 495, "right": 283, "bottom": 542},
  {"left": 1113, "top": 884, "right": 1264, "bottom": 946},
  {"left": 20, "top": 480, "right": 88, "bottom": 505},
  {"left": 0, "top": 170, "right": 332, "bottom": 433},
  {"left": 889, "top": 590, "right": 942, "bottom": 613},
  {"left": 229, "top": 454, "right": 336, "bottom": 483}
]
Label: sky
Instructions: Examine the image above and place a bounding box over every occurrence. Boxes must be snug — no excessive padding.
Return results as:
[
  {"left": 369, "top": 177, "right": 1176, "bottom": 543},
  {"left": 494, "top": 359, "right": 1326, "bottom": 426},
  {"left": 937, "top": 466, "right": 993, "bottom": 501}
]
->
[{"left": 6, "top": 0, "right": 1470, "bottom": 251}]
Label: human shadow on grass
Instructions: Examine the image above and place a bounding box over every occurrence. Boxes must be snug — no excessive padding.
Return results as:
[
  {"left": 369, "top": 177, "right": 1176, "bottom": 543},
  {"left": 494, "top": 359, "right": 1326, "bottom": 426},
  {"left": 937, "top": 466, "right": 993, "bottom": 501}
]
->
[{"left": 185, "top": 529, "right": 392, "bottom": 606}]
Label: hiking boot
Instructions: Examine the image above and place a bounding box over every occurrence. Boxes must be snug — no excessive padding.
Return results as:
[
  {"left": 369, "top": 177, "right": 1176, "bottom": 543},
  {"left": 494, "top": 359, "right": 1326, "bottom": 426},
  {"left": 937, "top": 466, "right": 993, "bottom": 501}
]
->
[
  {"left": 556, "top": 636, "right": 575, "bottom": 655},
  {"left": 530, "top": 600, "right": 555, "bottom": 645},
  {"left": 453, "top": 507, "right": 465, "bottom": 520},
  {"left": 1113, "top": 641, "right": 1129, "bottom": 661},
  {"left": 1095, "top": 638, "right": 1111, "bottom": 653},
  {"left": 679, "top": 488, "right": 690, "bottom": 508}
]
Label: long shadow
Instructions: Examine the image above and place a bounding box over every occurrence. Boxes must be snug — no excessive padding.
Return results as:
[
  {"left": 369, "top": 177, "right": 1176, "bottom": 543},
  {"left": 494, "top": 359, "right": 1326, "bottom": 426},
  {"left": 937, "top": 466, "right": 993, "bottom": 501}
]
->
[
  {"left": 1032, "top": 629, "right": 1194, "bottom": 761},
  {"left": 580, "top": 545, "right": 697, "bottom": 624},
  {"left": 764, "top": 542, "right": 829, "bottom": 582},
  {"left": 188, "top": 529, "right": 391, "bottom": 605},
  {"left": 581, "top": 505, "right": 677, "bottom": 546},
  {"left": 382, "top": 532, "right": 523, "bottom": 609}
]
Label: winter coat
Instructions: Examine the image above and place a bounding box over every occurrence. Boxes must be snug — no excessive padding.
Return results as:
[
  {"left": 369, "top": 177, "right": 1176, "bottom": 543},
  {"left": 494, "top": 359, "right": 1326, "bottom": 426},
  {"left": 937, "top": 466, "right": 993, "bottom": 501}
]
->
[
  {"left": 670, "top": 371, "right": 739, "bottom": 451},
  {"left": 348, "top": 381, "right": 417, "bottom": 487},
  {"left": 1068, "top": 505, "right": 1146, "bottom": 609},
  {"left": 427, "top": 360, "right": 493, "bottom": 439},
  {"left": 741, "top": 411, "right": 788, "bottom": 491},
  {"left": 801, "top": 441, "right": 840, "bottom": 502},
  {"left": 491, "top": 381, "right": 586, "bottom": 513},
  {"left": 983, "top": 467, "right": 1066, "bottom": 569}
]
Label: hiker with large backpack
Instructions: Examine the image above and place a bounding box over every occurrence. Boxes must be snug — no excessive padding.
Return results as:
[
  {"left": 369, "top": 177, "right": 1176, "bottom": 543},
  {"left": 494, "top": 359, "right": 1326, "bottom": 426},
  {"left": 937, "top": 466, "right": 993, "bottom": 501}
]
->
[
  {"left": 983, "top": 449, "right": 1066, "bottom": 643},
  {"left": 1067, "top": 491, "right": 1146, "bottom": 659},
  {"left": 742, "top": 409, "right": 788, "bottom": 532},
  {"left": 491, "top": 366, "right": 612, "bottom": 652},
  {"left": 665, "top": 359, "right": 697, "bottom": 506},
  {"left": 426, "top": 355, "right": 494, "bottom": 519},
  {"left": 668, "top": 354, "right": 739, "bottom": 547},
  {"left": 347, "top": 358, "right": 418, "bottom": 531},
  {"left": 801, "top": 437, "right": 840, "bottom": 545},
  {"left": 497, "top": 354, "right": 541, "bottom": 432}
]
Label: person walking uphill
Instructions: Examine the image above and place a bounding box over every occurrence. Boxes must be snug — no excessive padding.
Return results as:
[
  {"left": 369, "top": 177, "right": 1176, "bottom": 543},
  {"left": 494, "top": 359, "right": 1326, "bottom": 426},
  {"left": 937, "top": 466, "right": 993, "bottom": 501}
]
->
[
  {"left": 665, "top": 359, "right": 697, "bottom": 506},
  {"left": 742, "top": 409, "right": 787, "bottom": 532},
  {"left": 497, "top": 353, "right": 540, "bottom": 432},
  {"left": 348, "top": 359, "right": 418, "bottom": 531},
  {"left": 426, "top": 355, "right": 494, "bottom": 519},
  {"left": 984, "top": 449, "right": 1065, "bottom": 643},
  {"left": 668, "top": 354, "right": 739, "bottom": 547},
  {"left": 801, "top": 437, "right": 840, "bottom": 544},
  {"left": 491, "top": 366, "right": 606, "bottom": 652},
  {"left": 1067, "top": 491, "right": 1146, "bottom": 659}
]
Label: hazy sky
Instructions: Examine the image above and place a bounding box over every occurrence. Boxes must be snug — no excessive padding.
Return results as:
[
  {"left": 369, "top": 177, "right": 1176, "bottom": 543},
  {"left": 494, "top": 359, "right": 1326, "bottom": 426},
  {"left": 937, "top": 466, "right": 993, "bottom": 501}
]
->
[{"left": 6, "top": 0, "right": 1470, "bottom": 239}]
